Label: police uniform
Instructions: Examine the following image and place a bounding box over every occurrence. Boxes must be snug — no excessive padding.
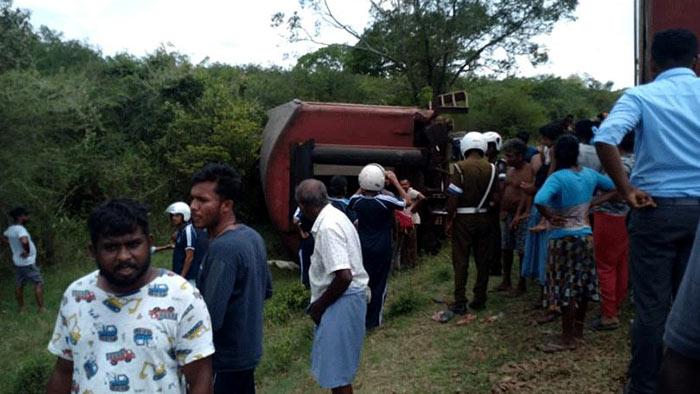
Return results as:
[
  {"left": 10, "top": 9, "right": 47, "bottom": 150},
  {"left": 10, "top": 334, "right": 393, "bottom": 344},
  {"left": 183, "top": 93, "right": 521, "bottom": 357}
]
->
[{"left": 447, "top": 156, "right": 497, "bottom": 307}]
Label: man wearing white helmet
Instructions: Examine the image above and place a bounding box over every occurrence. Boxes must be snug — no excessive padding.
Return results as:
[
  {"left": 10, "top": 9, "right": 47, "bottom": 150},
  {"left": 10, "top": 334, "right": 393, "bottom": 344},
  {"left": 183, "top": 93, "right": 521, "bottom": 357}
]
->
[
  {"left": 165, "top": 202, "right": 207, "bottom": 284},
  {"left": 348, "top": 164, "right": 408, "bottom": 330},
  {"left": 445, "top": 132, "right": 497, "bottom": 314}
]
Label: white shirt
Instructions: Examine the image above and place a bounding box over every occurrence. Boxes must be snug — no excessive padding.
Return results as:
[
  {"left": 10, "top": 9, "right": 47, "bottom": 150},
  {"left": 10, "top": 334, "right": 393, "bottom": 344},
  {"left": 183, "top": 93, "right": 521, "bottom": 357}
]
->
[
  {"left": 309, "top": 204, "right": 370, "bottom": 303},
  {"left": 48, "top": 270, "right": 214, "bottom": 394},
  {"left": 406, "top": 187, "right": 422, "bottom": 225},
  {"left": 3, "top": 224, "right": 36, "bottom": 266}
]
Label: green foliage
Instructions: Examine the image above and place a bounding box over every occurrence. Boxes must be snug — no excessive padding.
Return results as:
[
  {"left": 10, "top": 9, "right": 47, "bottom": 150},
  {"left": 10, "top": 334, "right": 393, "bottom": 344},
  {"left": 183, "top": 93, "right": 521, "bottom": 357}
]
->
[
  {"left": 12, "top": 354, "right": 54, "bottom": 394},
  {"left": 275, "top": 0, "right": 579, "bottom": 100},
  {"left": 386, "top": 288, "right": 424, "bottom": 318},
  {"left": 264, "top": 284, "right": 311, "bottom": 325}
]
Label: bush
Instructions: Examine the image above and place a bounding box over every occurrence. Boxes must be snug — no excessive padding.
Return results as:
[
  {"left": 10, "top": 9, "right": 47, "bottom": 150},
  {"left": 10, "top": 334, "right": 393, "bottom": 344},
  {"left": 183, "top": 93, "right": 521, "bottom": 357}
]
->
[
  {"left": 12, "top": 355, "right": 54, "bottom": 394},
  {"left": 264, "top": 284, "right": 310, "bottom": 325},
  {"left": 387, "top": 289, "right": 423, "bottom": 318}
]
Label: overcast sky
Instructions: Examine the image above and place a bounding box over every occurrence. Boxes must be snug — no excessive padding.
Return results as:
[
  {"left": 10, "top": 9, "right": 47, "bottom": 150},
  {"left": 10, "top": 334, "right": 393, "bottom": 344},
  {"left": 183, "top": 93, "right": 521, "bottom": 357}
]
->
[{"left": 14, "top": 0, "right": 636, "bottom": 89}]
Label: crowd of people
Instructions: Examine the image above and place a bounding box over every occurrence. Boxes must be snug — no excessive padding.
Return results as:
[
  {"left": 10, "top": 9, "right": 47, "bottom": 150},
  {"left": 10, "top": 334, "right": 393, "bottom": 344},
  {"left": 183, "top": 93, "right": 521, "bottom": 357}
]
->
[{"left": 1, "top": 27, "right": 699, "bottom": 394}]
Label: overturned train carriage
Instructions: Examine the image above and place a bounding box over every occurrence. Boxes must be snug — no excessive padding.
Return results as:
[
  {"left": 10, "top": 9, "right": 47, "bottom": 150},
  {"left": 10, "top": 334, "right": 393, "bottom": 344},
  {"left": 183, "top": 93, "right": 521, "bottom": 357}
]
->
[{"left": 260, "top": 93, "right": 468, "bottom": 252}]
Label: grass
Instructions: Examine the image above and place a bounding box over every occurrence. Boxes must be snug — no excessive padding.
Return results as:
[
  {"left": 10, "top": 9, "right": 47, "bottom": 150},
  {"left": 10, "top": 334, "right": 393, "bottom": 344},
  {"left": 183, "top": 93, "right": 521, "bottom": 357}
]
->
[{"left": 0, "top": 242, "right": 632, "bottom": 394}]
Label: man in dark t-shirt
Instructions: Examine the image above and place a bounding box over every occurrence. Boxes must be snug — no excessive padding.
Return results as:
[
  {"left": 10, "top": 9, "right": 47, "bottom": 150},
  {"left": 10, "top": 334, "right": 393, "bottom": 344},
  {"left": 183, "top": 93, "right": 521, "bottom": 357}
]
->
[
  {"left": 349, "top": 165, "right": 407, "bottom": 330},
  {"left": 190, "top": 164, "right": 273, "bottom": 394}
]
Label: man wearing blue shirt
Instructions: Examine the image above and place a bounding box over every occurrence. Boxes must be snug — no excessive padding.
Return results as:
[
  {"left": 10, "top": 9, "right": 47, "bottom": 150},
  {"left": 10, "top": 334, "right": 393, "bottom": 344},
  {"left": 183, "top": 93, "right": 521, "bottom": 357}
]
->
[
  {"left": 190, "top": 164, "right": 273, "bottom": 394},
  {"left": 593, "top": 28, "right": 700, "bottom": 394}
]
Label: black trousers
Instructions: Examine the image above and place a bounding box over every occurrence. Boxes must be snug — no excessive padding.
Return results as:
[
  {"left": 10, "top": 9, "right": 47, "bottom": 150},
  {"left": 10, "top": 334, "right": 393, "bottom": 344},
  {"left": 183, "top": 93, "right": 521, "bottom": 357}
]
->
[
  {"left": 627, "top": 201, "right": 700, "bottom": 394},
  {"left": 364, "top": 255, "right": 391, "bottom": 330},
  {"left": 214, "top": 368, "right": 255, "bottom": 394}
]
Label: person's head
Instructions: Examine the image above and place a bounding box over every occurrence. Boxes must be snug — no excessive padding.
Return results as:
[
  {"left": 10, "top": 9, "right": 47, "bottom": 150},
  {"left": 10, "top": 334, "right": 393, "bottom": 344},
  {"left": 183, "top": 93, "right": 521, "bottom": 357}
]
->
[
  {"left": 539, "top": 121, "right": 565, "bottom": 147},
  {"left": 619, "top": 131, "right": 635, "bottom": 154},
  {"left": 295, "top": 179, "right": 329, "bottom": 221},
  {"left": 399, "top": 178, "right": 411, "bottom": 192},
  {"left": 554, "top": 134, "right": 580, "bottom": 171},
  {"left": 87, "top": 199, "right": 153, "bottom": 290},
  {"left": 574, "top": 119, "right": 596, "bottom": 145},
  {"left": 515, "top": 130, "right": 531, "bottom": 145},
  {"left": 651, "top": 28, "right": 698, "bottom": 74},
  {"left": 460, "top": 132, "right": 487, "bottom": 158},
  {"left": 502, "top": 138, "right": 527, "bottom": 168},
  {"left": 9, "top": 207, "right": 29, "bottom": 224},
  {"left": 165, "top": 201, "right": 191, "bottom": 227},
  {"left": 189, "top": 163, "right": 243, "bottom": 230},
  {"left": 328, "top": 175, "right": 348, "bottom": 198}
]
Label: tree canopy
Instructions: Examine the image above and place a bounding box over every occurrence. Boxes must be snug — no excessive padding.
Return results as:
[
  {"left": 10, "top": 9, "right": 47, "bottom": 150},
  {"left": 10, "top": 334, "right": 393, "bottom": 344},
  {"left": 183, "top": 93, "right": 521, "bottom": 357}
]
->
[{"left": 273, "top": 0, "right": 578, "bottom": 102}]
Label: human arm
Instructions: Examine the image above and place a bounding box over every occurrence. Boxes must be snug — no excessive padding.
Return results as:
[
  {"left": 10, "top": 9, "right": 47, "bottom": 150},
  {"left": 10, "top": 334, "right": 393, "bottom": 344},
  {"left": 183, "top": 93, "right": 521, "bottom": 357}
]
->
[
  {"left": 445, "top": 164, "right": 463, "bottom": 238},
  {"left": 152, "top": 243, "right": 174, "bottom": 252},
  {"left": 180, "top": 226, "right": 196, "bottom": 277},
  {"left": 0, "top": 234, "right": 8, "bottom": 245},
  {"left": 182, "top": 357, "right": 213, "bottom": 394},
  {"left": 181, "top": 249, "right": 194, "bottom": 277},
  {"left": 409, "top": 190, "right": 426, "bottom": 214},
  {"left": 18, "top": 235, "right": 30, "bottom": 258},
  {"left": 446, "top": 195, "right": 457, "bottom": 238},
  {"left": 200, "top": 257, "right": 236, "bottom": 332},
  {"left": 45, "top": 358, "right": 73, "bottom": 394},
  {"left": 308, "top": 269, "right": 352, "bottom": 325},
  {"left": 591, "top": 190, "right": 619, "bottom": 207},
  {"left": 595, "top": 143, "right": 654, "bottom": 208},
  {"left": 533, "top": 174, "right": 565, "bottom": 227},
  {"left": 385, "top": 170, "right": 409, "bottom": 204}
]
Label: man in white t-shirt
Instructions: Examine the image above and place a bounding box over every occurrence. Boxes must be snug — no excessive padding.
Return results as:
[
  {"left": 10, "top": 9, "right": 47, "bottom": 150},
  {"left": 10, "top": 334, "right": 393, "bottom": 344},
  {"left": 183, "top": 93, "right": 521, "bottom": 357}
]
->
[
  {"left": 2, "top": 207, "right": 45, "bottom": 313},
  {"left": 296, "top": 179, "right": 369, "bottom": 394},
  {"left": 46, "top": 199, "right": 214, "bottom": 394}
]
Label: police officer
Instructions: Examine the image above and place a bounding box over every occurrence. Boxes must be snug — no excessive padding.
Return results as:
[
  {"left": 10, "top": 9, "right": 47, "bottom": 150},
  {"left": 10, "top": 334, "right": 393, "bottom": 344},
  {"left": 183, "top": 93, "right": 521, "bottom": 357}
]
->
[{"left": 445, "top": 132, "right": 497, "bottom": 313}]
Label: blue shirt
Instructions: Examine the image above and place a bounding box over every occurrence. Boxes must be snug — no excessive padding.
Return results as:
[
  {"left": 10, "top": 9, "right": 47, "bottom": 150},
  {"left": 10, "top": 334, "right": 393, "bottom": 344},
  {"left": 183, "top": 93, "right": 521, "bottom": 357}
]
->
[
  {"left": 534, "top": 167, "right": 614, "bottom": 239},
  {"left": 348, "top": 193, "right": 405, "bottom": 262},
  {"left": 592, "top": 68, "right": 700, "bottom": 197},
  {"left": 196, "top": 225, "right": 273, "bottom": 371},
  {"left": 172, "top": 223, "right": 206, "bottom": 280}
]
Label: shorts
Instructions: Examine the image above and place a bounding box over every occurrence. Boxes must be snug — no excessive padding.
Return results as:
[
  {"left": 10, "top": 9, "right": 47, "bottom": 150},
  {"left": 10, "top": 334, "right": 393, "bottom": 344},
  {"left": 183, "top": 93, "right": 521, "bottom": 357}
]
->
[
  {"left": 501, "top": 212, "right": 526, "bottom": 254},
  {"left": 15, "top": 264, "right": 44, "bottom": 286}
]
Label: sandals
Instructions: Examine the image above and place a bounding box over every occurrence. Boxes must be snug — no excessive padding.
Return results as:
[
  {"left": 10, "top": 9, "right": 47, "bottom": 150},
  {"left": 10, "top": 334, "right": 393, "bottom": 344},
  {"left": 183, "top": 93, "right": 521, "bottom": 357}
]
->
[
  {"left": 590, "top": 317, "right": 620, "bottom": 331},
  {"left": 430, "top": 310, "right": 456, "bottom": 323},
  {"left": 536, "top": 311, "right": 560, "bottom": 325}
]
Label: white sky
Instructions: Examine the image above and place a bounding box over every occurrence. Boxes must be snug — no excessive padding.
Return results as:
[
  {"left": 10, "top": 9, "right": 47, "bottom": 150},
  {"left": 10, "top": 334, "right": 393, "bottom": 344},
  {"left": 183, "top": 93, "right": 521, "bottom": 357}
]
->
[{"left": 14, "top": 0, "right": 635, "bottom": 89}]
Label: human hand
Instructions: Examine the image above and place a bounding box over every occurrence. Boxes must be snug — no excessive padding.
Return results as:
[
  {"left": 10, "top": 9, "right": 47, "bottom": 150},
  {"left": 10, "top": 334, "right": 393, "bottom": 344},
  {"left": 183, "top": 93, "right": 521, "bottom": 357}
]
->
[
  {"left": 511, "top": 216, "right": 521, "bottom": 229},
  {"left": 308, "top": 301, "right": 325, "bottom": 325},
  {"left": 385, "top": 170, "right": 399, "bottom": 185},
  {"left": 625, "top": 188, "right": 656, "bottom": 209},
  {"left": 20, "top": 251, "right": 29, "bottom": 258},
  {"left": 445, "top": 221, "right": 453, "bottom": 238},
  {"left": 167, "top": 243, "right": 175, "bottom": 249},
  {"left": 546, "top": 214, "right": 566, "bottom": 227}
]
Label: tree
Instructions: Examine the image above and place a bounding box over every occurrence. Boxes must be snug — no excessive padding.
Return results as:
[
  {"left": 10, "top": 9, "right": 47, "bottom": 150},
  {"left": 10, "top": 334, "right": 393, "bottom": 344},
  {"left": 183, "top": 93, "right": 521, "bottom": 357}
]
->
[
  {"left": 0, "top": 0, "right": 37, "bottom": 72},
  {"left": 273, "top": 0, "right": 578, "bottom": 102}
]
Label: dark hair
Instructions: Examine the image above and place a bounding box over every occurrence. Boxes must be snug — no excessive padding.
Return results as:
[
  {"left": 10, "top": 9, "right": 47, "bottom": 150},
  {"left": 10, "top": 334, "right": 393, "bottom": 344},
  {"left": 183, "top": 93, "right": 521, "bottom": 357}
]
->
[
  {"left": 88, "top": 199, "right": 150, "bottom": 245},
  {"left": 328, "top": 175, "right": 348, "bottom": 197},
  {"left": 619, "top": 131, "right": 635, "bottom": 153},
  {"left": 539, "top": 121, "right": 565, "bottom": 141},
  {"left": 554, "top": 134, "right": 580, "bottom": 171},
  {"left": 574, "top": 120, "right": 595, "bottom": 144},
  {"left": 190, "top": 163, "right": 244, "bottom": 205},
  {"left": 502, "top": 138, "right": 527, "bottom": 156},
  {"left": 515, "top": 130, "right": 530, "bottom": 144},
  {"left": 652, "top": 29, "right": 698, "bottom": 69},
  {"left": 295, "top": 179, "right": 329, "bottom": 210},
  {"left": 9, "top": 207, "right": 28, "bottom": 221}
]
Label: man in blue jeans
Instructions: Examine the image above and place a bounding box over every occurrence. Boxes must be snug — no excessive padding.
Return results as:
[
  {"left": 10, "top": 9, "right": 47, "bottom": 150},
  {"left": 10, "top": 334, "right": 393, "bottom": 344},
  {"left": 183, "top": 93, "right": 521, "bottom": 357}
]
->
[{"left": 593, "top": 28, "right": 700, "bottom": 394}]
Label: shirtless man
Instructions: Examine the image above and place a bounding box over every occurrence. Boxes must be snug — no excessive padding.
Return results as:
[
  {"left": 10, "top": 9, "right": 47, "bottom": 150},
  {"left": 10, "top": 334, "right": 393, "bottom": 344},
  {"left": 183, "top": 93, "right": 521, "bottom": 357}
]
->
[{"left": 496, "top": 139, "right": 533, "bottom": 295}]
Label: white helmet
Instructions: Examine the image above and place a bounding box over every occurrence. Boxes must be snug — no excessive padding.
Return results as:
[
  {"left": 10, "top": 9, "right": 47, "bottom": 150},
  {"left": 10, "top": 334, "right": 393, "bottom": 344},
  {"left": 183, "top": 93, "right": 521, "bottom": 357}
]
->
[
  {"left": 482, "top": 131, "right": 502, "bottom": 151},
  {"left": 460, "top": 132, "right": 487, "bottom": 156},
  {"left": 165, "top": 202, "right": 191, "bottom": 222},
  {"left": 358, "top": 163, "right": 386, "bottom": 191}
]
